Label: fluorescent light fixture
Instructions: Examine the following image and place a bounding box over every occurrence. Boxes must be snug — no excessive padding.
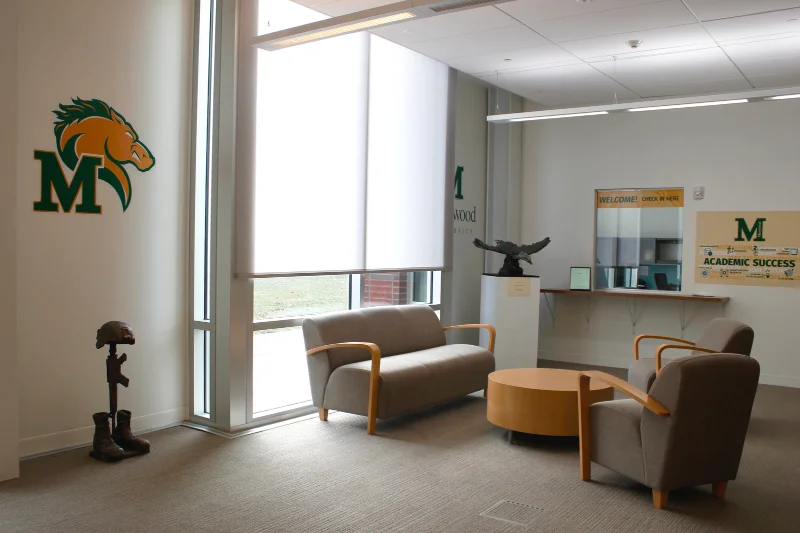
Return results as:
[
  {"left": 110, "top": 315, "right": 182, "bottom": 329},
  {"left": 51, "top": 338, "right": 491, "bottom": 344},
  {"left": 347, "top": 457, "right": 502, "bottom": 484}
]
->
[
  {"left": 254, "top": 0, "right": 516, "bottom": 51},
  {"left": 766, "top": 94, "right": 800, "bottom": 100},
  {"left": 510, "top": 111, "right": 608, "bottom": 122},
  {"left": 627, "top": 99, "right": 748, "bottom": 112},
  {"left": 487, "top": 87, "right": 800, "bottom": 124},
  {"left": 270, "top": 12, "right": 416, "bottom": 47}
]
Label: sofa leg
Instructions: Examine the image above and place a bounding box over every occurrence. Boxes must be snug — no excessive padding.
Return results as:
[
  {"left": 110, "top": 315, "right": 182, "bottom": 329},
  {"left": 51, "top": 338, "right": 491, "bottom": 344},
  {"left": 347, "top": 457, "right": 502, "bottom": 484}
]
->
[
  {"left": 652, "top": 490, "right": 669, "bottom": 510},
  {"left": 318, "top": 408, "right": 328, "bottom": 421},
  {"left": 712, "top": 481, "right": 727, "bottom": 499}
]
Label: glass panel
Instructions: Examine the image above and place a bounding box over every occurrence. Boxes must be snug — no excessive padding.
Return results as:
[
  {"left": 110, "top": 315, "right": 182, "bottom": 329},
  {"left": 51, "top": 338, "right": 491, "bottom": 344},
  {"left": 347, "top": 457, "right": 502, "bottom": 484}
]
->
[
  {"left": 595, "top": 188, "right": 684, "bottom": 291},
  {"left": 253, "top": 275, "right": 350, "bottom": 321},
  {"left": 194, "top": 0, "right": 214, "bottom": 321},
  {"left": 193, "top": 329, "right": 211, "bottom": 417},
  {"left": 253, "top": 327, "right": 310, "bottom": 415}
]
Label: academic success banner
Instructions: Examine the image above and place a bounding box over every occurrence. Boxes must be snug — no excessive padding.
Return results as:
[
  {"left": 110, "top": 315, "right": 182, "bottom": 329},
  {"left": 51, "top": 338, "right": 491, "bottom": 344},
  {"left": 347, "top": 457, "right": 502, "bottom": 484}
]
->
[{"left": 696, "top": 211, "right": 800, "bottom": 287}]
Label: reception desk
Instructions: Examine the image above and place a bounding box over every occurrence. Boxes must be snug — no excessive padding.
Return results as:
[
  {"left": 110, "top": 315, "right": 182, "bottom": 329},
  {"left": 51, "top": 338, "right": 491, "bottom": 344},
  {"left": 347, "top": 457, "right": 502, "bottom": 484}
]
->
[{"left": 540, "top": 289, "right": 729, "bottom": 335}]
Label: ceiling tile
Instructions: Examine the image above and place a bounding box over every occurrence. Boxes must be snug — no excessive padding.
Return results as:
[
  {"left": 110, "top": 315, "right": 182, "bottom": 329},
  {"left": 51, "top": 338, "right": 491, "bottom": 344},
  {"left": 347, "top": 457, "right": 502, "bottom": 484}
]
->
[
  {"left": 682, "top": 0, "right": 800, "bottom": 22},
  {"left": 496, "top": 0, "right": 663, "bottom": 25},
  {"left": 722, "top": 34, "right": 800, "bottom": 63},
  {"left": 559, "top": 23, "right": 715, "bottom": 61},
  {"left": 368, "top": 7, "right": 518, "bottom": 45},
  {"left": 592, "top": 47, "right": 749, "bottom": 94},
  {"left": 408, "top": 25, "right": 549, "bottom": 60},
  {"left": 480, "top": 63, "right": 639, "bottom": 107},
  {"left": 747, "top": 71, "right": 800, "bottom": 87},
  {"left": 446, "top": 44, "right": 580, "bottom": 74},
  {"left": 703, "top": 8, "right": 800, "bottom": 41},
  {"left": 631, "top": 77, "right": 753, "bottom": 97},
  {"left": 311, "top": 0, "right": 404, "bottom": 17},
  {"left": 529, "top": 1, "right": 696, "bottom": 43}
]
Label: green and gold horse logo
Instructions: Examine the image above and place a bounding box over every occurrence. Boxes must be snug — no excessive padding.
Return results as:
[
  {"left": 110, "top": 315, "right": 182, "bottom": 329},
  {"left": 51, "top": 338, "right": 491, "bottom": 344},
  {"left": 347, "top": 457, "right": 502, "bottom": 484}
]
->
[{"left": 33, "top": 98, "right": 155, "bottom": 213}]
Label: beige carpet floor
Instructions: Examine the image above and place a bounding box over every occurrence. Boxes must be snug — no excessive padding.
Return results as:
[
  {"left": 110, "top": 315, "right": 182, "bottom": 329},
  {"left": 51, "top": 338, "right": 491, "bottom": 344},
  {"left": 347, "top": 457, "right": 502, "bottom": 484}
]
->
[{"left": 2, "top": 362, "right": 799, "bottom": 532}]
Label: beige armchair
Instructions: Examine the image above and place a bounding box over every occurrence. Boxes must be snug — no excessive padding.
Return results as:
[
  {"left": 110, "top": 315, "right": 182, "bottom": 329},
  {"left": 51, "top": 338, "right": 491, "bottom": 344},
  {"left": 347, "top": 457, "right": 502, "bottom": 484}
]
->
[
  {"left": 579, "top": 353, "right": 760, "bottom": 509},
  {"left": 629, "top": 318, "right": 754, "bottom": 391},
  {"left": 303, "top": 305, "right": 496, "bottom": 435}
]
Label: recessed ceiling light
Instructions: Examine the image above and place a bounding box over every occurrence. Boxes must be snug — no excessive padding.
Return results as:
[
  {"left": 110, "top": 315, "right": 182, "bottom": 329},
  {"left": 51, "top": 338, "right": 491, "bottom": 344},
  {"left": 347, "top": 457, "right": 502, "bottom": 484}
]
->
[
  {"left": 627, "top": 39, "right": 642, "bottom": 49},
  {"left": 504, "top": 58, "right": 512, "bottom": 62}
]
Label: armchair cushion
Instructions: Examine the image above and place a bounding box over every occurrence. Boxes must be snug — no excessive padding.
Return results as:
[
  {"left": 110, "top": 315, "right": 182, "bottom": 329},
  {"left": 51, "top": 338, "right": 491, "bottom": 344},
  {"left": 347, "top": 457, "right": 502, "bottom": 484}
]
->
[
  {"left": 628, "top": 358, "right": 662, "bottom": 392},
  {"left": 590, "top": 399, "right": 646, "bottom": 485},
  {"left": 323, "top": 344, "right": 494, "bottom": 419}
]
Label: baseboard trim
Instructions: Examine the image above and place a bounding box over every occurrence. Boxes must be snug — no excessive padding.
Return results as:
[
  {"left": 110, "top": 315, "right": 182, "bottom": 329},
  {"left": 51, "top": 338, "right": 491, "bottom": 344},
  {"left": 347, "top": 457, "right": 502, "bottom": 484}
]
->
[
  {"left": 540, "top": 351, "right": 800, "bottom": 389},
  {"left": 19, "top": 407, "right": 186, "bottom": 460},
  {"left": 759, "top": 373, "right": 800, "bottom": 388}
]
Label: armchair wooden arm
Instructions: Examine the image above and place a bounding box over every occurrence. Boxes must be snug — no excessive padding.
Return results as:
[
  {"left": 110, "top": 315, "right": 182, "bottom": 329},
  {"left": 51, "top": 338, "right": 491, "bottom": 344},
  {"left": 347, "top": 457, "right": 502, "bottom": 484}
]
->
[
  {"left": 655, "top": 344, "right": 717, "bottom": 374},
  {"left": 578, "top": 371, "right": 669, "bottom": 482},
  {"left": 306, "top": 342, "right": 382, "bottom": 435},
  {"left": 443, "top": 324, "right": 496, "bottom": 353},
  {"left": 634, "top": 334, "right": 694, "bottom": 360}
]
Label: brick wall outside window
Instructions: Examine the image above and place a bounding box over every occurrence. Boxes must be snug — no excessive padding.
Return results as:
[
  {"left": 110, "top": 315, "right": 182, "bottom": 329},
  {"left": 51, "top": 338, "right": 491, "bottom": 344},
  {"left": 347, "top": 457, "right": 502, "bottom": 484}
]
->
[{"left": 361, "top": 272, "right": 410, "bottom": 307}]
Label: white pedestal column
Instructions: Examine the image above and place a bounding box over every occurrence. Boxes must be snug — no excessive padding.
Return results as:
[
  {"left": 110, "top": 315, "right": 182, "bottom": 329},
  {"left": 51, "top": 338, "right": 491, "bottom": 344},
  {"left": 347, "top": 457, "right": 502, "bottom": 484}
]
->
[{"left": 479, "top": 275, "right": 540, "bottom": 370}]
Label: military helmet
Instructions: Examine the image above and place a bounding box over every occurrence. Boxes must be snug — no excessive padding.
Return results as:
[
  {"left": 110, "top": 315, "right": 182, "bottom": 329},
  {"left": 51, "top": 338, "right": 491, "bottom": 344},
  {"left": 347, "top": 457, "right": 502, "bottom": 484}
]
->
[{"left": 96, "top": 321, "right": 135, "bottom": 349}]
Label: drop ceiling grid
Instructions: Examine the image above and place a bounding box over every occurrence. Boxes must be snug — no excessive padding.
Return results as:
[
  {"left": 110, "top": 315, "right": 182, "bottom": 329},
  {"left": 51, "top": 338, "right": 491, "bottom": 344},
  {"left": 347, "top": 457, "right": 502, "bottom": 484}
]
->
[{"left": 302, "top": 0, "right": 800, "bottom": 106}]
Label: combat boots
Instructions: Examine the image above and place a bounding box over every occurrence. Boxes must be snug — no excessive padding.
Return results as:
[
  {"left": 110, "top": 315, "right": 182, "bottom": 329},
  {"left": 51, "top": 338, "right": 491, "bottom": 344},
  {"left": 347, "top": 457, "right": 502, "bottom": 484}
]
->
[
  {"left": 90, "top": 412, "right": 126, "bottom": 462},
  {"left": 112, "top": 410, "right": 151, "bottom": 454}
]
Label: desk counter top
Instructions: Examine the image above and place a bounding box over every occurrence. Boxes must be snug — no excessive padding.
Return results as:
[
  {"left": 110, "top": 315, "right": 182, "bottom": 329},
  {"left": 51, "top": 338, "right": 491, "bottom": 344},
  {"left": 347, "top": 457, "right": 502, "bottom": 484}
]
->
[{"left": 540, "top": 289, "right": 729, "bottom": 303}]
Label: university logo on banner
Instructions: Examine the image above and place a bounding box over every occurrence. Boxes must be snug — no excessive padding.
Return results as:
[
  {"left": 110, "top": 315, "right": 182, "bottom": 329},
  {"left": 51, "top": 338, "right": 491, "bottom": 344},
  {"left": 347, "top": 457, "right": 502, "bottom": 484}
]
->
[
  {"left": 33, "top": 98, "right": 155, "bottom": 213},
  {"left": 696, "top": 211, "right": 800, "bottom": 287}
]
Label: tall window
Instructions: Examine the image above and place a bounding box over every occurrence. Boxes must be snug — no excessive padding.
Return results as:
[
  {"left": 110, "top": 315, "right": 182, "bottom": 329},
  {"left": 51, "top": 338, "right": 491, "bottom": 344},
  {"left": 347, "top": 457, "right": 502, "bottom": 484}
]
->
[
  {"left": 249, "top": 0, "right": 449, "bottom": 420},
  {"left": 190, "top": 0, "right": 217, "bottom": 419},
  {"left": 595, "top": 188, "right": 684, "bottom": 291}
]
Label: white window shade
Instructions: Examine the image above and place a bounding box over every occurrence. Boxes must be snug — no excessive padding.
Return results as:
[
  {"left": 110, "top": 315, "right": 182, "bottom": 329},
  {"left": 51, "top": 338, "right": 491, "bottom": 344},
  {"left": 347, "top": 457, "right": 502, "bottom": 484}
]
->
[
  {"left": 243, "top": 1, "right": 453, "bottom": 277},
  {"left": 365, "top": 37, "right": 450, "bottom": 271},
  {"left": 253, "top": 32, "right": 369, "bottom": 275}
]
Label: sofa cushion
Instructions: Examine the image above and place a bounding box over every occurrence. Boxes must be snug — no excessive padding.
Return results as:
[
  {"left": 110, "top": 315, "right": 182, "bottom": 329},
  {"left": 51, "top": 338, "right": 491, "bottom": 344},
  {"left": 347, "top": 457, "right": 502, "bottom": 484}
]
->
[{"left": 323, "top": 344, "right": 494, "bottom": 419}]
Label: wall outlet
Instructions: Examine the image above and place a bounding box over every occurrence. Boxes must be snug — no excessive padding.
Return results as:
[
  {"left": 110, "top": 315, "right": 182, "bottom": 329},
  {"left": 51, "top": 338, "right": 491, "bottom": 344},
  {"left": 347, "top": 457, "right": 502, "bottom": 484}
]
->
[{"left": 693, "top": 186, "right": 705, "bottom": 200}]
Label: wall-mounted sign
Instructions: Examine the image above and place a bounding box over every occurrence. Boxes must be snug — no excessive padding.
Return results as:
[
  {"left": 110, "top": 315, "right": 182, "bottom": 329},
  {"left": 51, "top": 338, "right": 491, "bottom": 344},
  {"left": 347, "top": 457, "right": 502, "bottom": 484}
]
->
[
  {"left": 596, "top": 189, "right": 684, "bottom": 209},
  {"left": 33, "top": 98, "right": 155, "bottom": 213},
  {"left": 696, "top": 211, "right": 800, "bottom": 287}
]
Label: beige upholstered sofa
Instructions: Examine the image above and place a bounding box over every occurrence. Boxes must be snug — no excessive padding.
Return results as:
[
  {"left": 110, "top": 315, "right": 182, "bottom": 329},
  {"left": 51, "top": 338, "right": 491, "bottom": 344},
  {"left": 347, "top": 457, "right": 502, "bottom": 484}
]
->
[{"left": 302, "top": 305, "right": 496, "bottom": 434}]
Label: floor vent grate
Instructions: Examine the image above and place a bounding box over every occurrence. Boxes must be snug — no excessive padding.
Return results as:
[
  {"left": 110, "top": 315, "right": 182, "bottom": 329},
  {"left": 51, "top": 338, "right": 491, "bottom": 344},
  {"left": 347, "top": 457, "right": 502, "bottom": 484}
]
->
[{"left": 479, "top": 500, "right": 544, "bottom": 527}]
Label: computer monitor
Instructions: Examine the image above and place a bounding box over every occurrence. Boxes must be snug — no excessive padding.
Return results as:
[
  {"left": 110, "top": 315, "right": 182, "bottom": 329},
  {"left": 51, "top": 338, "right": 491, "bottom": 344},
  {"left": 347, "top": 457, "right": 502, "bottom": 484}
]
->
[{"left": 570, "top": 267, "right": 592, "bottom": 291}]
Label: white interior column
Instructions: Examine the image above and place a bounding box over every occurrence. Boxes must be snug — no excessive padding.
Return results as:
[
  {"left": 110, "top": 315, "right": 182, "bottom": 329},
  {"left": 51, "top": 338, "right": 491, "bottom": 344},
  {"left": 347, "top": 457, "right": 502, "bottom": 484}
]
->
[
  {"left": 0, "top": 0, "right": 19, "bottom": 482},
  {"left": 485, "top": 88, "right": 523, "bottom": 274}
]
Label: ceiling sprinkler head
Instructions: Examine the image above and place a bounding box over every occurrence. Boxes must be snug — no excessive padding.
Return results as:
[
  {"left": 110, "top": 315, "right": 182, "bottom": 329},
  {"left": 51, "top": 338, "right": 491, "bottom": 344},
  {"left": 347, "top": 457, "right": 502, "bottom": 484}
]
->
[{"left": 627, "top": 39, "right": 643, "bottom": 49}]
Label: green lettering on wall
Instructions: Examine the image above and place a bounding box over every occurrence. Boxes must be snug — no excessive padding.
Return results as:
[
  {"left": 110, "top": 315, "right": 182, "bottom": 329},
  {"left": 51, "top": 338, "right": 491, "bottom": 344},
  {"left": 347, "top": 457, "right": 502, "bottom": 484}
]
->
[
  {"left": 454, "top": 165, "right": 464, "bottom": 200},
  {"left": 33, "top": 151, "right": 103, "bottom": 214}
]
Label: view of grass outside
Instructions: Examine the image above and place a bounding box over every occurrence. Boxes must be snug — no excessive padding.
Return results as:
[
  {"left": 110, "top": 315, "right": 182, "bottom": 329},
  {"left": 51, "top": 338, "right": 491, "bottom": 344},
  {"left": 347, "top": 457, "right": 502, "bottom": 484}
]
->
[{"left": 253, "top": 275, "right": 350, "bottom": 321}]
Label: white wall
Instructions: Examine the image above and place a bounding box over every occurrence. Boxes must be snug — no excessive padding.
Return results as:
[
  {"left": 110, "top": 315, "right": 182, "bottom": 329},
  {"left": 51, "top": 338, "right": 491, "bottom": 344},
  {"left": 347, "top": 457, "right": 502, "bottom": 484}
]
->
[
  {"left": 447, "top": 73, "right": 488, "bottom": 344},
  {"left": 13, "top": 0, "right": 193, "bottom": 457},
  {"left": 521, "top": 99, "right": 800, "bottom": 387},
  {"left": 0, "top": 0, "right": 20, "bottom": 481}
]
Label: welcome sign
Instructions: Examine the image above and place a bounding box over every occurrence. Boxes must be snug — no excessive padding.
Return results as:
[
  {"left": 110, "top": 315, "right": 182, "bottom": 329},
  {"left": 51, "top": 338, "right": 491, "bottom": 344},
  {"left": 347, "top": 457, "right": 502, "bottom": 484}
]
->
[
  {"left": 696, "top": 211, "right": 800, "bottom": 287},
  {"left": 596, "top": 189, "right": 684, "bottom": 209}
]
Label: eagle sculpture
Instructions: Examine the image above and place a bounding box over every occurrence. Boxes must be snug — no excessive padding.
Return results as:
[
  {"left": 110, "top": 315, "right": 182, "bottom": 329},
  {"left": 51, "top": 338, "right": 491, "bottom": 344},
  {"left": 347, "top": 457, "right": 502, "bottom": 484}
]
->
[{"left": 473, "top": 237, "right": 551, "bottom": 277}]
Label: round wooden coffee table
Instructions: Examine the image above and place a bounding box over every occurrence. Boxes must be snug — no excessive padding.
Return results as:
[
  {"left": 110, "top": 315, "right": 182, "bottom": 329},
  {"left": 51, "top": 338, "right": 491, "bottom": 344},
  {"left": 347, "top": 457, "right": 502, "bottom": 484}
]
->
[{"left": 486, "top": 368, "right": 614, "bottom": 438}]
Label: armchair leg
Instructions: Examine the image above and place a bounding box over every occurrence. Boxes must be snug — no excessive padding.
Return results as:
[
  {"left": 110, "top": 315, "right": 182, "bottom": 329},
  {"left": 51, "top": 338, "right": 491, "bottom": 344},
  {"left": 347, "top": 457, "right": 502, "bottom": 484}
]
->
[
  {"left": 652, "top": 490, "right": 669, "bottom": 510},
  {"left": 712, "top": 481, "right": 727, "bottom": 499},
  {"left": 367, "top": 415, "right": 376, "bottom": 435},
  {"left": 483, "top": 388, "right": 488, "bottom": 398},
  {"left": 318, "top": 408, "right": 328, "bottom": 421},
  {"left": 578, "top": 374, "right": 591, "bottom": 481}
]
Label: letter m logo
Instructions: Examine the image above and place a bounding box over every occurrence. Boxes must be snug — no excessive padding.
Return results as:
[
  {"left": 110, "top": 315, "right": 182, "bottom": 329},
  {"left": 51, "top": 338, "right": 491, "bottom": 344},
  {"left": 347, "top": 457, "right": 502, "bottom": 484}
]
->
[
  {"left": 454, "top": 165, "right": 464, "bottom": 200},
  {"left": 734, "top": 217, "right": 766, "bottom": 242},
  {"left": 33, "top": 151, "right": 103, "bottom": 214}
]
